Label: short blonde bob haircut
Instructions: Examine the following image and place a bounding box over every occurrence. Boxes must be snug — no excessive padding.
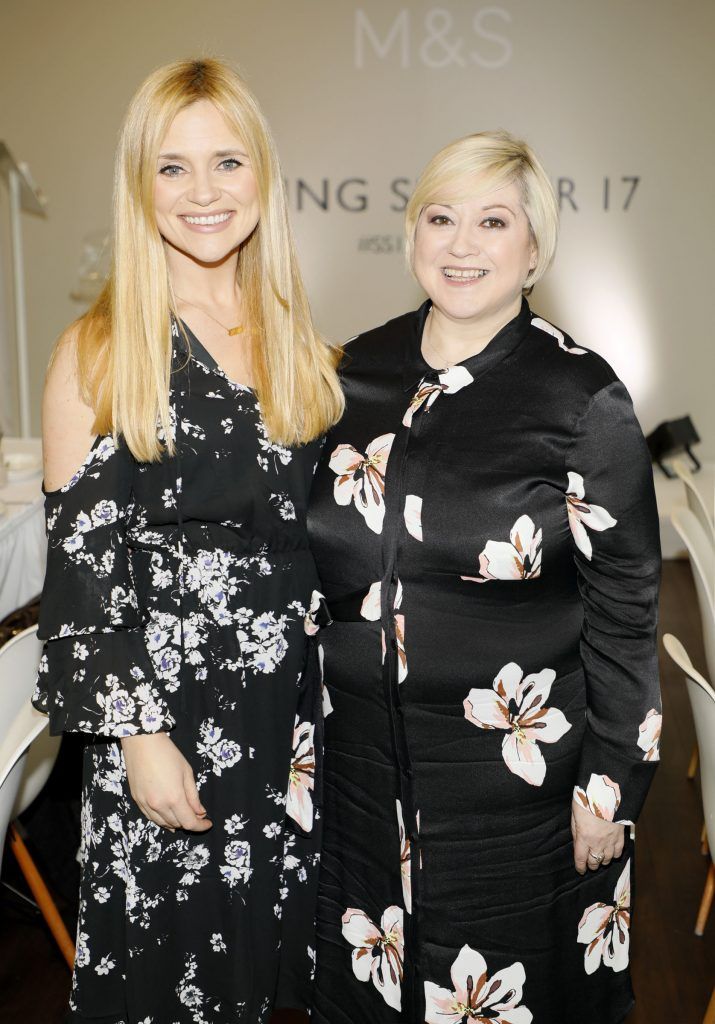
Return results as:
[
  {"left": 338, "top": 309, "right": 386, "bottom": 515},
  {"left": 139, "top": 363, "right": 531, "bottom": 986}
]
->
[
  {"left": 72, "top": 58, "right": 343, "bottom": 462},
  {"left": 405, "top": 129, "right": 559, "bottom": 291}
]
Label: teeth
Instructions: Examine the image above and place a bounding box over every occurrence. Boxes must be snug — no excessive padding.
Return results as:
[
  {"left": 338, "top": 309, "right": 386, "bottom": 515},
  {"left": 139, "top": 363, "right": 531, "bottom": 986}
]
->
[
  {"left": 183, "top": 213, "right": 232, "bottom": 225},
  {"left": 443, "top": 268, "right": 488, "bottom": 279}
]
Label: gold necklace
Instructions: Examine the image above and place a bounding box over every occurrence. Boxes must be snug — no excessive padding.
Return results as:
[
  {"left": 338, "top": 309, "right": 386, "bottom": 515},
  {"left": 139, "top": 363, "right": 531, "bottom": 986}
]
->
[{"left": 176, "top": 295, "right": 244, "bottom": 336}]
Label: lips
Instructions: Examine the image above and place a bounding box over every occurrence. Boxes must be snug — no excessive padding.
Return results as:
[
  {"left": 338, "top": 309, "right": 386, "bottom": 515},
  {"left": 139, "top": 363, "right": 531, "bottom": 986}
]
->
[
  {"left": 442, "top": 267, "right": 489, "bottom": 280},
  {"left": 179, "top": 211, "right": 234, "bottom": 228}
]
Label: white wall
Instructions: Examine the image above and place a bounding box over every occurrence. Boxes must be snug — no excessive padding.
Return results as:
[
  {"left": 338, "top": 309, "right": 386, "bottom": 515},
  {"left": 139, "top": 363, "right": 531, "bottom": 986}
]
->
[{"left": 0, "top": 0, "right": 713, "bottom": 453}]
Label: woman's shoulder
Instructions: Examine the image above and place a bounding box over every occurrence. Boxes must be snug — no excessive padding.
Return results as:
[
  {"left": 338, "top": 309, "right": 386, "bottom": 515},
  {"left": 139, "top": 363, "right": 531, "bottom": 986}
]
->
[
  {"left": 340, "top": 305, "right": 424, "bottom": 372},
  {"left": 43, "top": 321, "right": 101, "bottom": 493},
  {"left": 525, "top": 309, "right": 620, "bottom": 400}
]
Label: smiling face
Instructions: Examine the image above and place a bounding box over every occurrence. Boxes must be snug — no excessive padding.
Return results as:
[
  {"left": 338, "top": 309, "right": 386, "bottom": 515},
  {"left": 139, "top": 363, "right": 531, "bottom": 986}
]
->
[
  {"left": 412, "top": 180, "right": 537, "bottom": 330},
  {"left": 153, "top": 98, "right": 260, "bottom": 266}
]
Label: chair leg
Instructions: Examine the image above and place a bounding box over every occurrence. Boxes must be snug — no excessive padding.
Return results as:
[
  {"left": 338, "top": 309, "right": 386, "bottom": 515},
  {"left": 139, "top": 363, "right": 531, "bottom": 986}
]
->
[
  {"left": 688, "top": 742, "right": 699, "bottom": 779},
  {"left": 9, "top": 823, "right": 75, "bottom": 970},
  {"left": 704, "top": 984, "right": 715, "bottom": 1024},
  {"left": 703, "top": 822, "right": 710, "bottom": 857},
  {"left": 695, "top": 860, "right": 715, "bottom": 937}
]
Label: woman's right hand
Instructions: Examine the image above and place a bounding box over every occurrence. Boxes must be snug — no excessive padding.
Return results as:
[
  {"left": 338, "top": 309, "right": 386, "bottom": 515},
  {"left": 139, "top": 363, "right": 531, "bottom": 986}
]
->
[{"left": 121, "top": 733, "right": 212, "bottom": 832}]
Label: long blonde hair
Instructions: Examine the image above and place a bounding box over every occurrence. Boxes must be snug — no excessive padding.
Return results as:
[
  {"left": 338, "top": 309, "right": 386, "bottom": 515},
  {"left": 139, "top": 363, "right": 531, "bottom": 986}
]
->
[
  {"left": 74, "top": 58, "right": 343, "bottom": 461},
  {"left": 405, "top": 129, "right": 559, "bottom": 290}
]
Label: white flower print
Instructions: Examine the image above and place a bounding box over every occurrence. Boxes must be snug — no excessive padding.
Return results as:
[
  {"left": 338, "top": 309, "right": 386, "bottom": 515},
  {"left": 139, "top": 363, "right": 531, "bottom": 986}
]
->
[
  {"left": 329, "top": 433, "right": 395, "bottom": 534},
  {"left": 235, "top": 608, "right": 290, "bottom": 675},
  {"left": 566, "top": 472, "right": 617, "bottom": 560},
  {"left": 463, "top": 514, "right": 542, "bottom": 583},
  {"left": 532, "top": 315, "right": 587, "bottom": 355},
  {"left": 361, "top": 581, "right": 381, "bottom": 621},
  {"left": 404, "top": 494, "right": 423, "bottom": 541},
  {"left": 577, "top": 859, "right": 631, "bottom": 974},
  {"left": 341, "top": 905, "right": 404, "bottom": 1011},
  {"left": 95, "top": 954, "right": 116, "bottom": 975},
  {"left": 304, "top": 589, "right": 325, "bottom": 636},
  {"left": 220, "top": 839, "right": 252, "bottom": 888},
  {"left": 286, "top": 717, "right": 315, "bottom": 833},
  {"left": 424, "top": 944, "right": 532, "bottom": 1024},
  {"left": 196, "top": 718, "right": 242, "bottom": 776},
  {"left": 464, "top": 662, "right": 571, "bottom": 786},
  {"left": 572, "top": 773, "right": 633, "bottom": 825},
  {"left": 318, "top": 643, "right": 333, "bottom": 717},
  {"left": 637, "top": 708, "right": 662, "bottom": 761},
  {"left": 396, "top": 800, "right": 413, "bottom": 915},
  {"left": 403, "top": 364, "right": 474, "bottom": 428}
]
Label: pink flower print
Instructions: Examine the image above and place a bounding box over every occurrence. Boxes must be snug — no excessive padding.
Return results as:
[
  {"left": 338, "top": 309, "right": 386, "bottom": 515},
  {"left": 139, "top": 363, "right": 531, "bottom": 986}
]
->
[
  {"left": 330, "top": 433, "right": 395, "bottom": 534},
  {"left": 424, "top": 944, "right": 532, "bottom": 1024},
  {"left": 318, "top": 643, "right": 333, "bottom": 717},
  {"left": 573, "top": 774, "right": 633, "bottom": 825},
  {"left": 402, "top": 365, "right": 474, "bottom": 428},
  {"left": 532, "top": 316, "right": 587, "bottom": 355},
  {"left": 361, "top": 581, "right": 381, "bottom": 621},
  {"left": 404, "top": 494, "right": 423, "bottom": 541},
  {"left": 371, "top": 580, "right": 408, "bottom": 683},
  {"left": 577, "top": 859, "right": 631, "bottom": 974},
  {"left": 285, "top": 717, "right": 315, "bottom": 833},
  {"left": 566, "top": 472, "right": 617, "bottom": 560},
  {"left": 637, "top": 708, "right": 662, "bottom": 761},
  {"left": 341, "top": 905, "right": 404, "bottom": 1011},
  {"left": 463, "top": 515, "right": 542, "bottom": 583},
  {"left": 396, "top": 799, "right": 412, "bottom": 914},
  {"left": 464, "top": 662, "right": 571, "bottom": 786},
  {"left": 304, "top": 589, "right": 325, "bottom": 636}
]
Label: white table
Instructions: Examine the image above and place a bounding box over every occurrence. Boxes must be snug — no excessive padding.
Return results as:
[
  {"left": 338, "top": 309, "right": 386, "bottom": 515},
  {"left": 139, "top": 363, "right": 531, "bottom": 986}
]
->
[{"left": 0, "top": 438, "right": 46, "bottom": 621}]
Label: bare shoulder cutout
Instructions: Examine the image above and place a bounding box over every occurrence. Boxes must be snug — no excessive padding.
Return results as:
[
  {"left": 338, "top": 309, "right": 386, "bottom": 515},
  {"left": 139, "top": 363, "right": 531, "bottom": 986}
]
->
[{"left": 42, "top": 326, "right": 99, "bottom": 493}]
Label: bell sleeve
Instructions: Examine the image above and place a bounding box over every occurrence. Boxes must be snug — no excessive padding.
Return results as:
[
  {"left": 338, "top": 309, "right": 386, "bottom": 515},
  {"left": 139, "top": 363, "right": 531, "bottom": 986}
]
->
[
  {"left": 32, "top": 436, "right": 175, "bottom": 738},
  {"left": 566, "top": 381, "right": 662, "bottom": 825}
]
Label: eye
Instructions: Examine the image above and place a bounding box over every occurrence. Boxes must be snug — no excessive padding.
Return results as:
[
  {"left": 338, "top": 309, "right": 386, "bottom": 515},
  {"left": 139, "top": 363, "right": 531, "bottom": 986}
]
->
[
  {"left": 428, "top": 214, "right": 453, "bottom": 226},
  {"left": 159, "top": 164, "right": 184, "bottom": 178},
  {"left": 482, "top": 217, "right": 506, "bottom": 229},
  {"left": 218, "top": 157, "right": 243, "bottom": 171}
]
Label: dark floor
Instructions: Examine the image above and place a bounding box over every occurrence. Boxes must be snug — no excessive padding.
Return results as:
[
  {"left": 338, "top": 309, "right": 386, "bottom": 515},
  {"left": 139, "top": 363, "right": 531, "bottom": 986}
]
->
[{"left": 0, "top": 560, "right": 713, "bottom": 1023}]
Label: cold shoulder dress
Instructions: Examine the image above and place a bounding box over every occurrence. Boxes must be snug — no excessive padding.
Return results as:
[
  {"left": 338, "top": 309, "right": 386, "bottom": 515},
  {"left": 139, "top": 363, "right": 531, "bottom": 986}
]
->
[
  {"left": 33, "top": 321, "right": 323, "bottom": 1024},
  {"left": 307, "top": 299, "right": 662, "bottom": 1024}
]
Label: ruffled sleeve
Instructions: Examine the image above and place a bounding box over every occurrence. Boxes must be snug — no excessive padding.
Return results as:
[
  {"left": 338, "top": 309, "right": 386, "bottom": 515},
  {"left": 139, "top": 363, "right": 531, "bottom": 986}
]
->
[
  {"left": 32, "top": 436, "right": 175, "bottom": 737},
  {"left": 566, "top": 381, "right": 662, "bottom": 824}
]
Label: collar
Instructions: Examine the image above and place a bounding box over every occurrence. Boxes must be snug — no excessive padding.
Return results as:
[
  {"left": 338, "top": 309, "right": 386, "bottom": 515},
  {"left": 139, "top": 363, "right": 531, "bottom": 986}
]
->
[{"left": 401, "top": 296, "right": 532, "bottom": 392}]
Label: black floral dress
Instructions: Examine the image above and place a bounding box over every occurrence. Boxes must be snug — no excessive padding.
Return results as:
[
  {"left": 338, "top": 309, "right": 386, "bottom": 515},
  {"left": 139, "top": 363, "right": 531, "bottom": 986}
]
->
[
  {"left": 307, "top": 299, "right": 662, "bottom": 1024},
  {"left": 33, "top": 322, "right": 323, "bottom": 1024}
]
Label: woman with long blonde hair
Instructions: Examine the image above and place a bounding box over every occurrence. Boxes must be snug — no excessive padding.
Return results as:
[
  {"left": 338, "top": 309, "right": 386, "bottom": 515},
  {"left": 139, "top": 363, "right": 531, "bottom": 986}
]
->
[{"left": 34, "top": 57, "right": 342, "bottom": 1022}]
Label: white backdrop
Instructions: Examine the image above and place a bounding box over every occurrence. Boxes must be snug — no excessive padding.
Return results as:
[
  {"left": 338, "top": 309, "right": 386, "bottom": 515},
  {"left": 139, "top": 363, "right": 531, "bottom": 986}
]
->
[{"left": 0, "top": 0, "right": 713, "bottom": 454}]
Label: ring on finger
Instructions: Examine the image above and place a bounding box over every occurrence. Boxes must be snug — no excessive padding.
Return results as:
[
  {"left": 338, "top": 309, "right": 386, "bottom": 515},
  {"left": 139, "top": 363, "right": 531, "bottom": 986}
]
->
[{"left": 587, "top": 850, "right": 605, "bottom": 863}]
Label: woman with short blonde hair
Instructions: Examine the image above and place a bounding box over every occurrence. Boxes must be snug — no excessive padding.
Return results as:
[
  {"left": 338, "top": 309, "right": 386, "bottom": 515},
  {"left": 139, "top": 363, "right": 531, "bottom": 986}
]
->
[
  {"left": 308, "top": 129, "right": 660, "bottom": 1023},
  {"left": 35, "top": 58, "right": 339, "bottom": 1022}
]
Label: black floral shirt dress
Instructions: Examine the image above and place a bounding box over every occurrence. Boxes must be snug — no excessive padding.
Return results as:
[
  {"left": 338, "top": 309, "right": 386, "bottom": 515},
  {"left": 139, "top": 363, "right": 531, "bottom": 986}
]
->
[
  {"left": 307, "top": 299, "right": 662, "bottom": 1024},
  {"left": 33, "top": 322, "right": 323, "bottom": 1023}
]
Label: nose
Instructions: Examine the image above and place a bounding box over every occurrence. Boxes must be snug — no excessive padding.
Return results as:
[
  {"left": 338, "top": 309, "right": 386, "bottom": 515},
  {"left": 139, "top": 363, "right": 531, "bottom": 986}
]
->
[
  {"left": 449, "top": 220, "right": 480, "bottom": 259},
  {"left": 187, "top": 169, "right": 221, "bottom": 207}
]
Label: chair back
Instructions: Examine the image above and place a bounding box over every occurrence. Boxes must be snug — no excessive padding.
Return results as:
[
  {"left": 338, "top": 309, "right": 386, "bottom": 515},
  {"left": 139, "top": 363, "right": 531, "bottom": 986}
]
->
[
  {"left": 0, "top": 627, "right": 48, "bottom": 871},
  {"left": 671, "top": 506, "right": 715, "bottom": 685},
  {"left": 664, "top": 633, "right": 715, "bottom": 855},
  {"left": 673, "top": 458, "right": 715, "bottom": 541}
]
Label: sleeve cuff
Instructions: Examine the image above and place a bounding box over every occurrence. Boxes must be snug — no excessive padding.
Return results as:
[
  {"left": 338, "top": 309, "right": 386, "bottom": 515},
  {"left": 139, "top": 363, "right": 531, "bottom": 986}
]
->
[
  {"left": 573, "top": 726, "right": 659, "bottom": 825},
  {"left": 32, "top": 629, "right": 175, "bottom": 738}
]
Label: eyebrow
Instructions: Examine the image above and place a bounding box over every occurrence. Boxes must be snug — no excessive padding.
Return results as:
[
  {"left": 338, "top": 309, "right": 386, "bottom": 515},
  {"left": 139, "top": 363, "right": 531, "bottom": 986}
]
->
[
  {"left": 428, "top": 201, "right": 516, "bottom": 215},
  {"left": 158, "top": 149, "right": 248, "bottom": 160}
]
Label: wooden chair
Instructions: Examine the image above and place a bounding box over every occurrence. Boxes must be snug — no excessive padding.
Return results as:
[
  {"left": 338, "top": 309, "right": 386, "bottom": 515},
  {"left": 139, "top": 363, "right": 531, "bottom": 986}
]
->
[{"left": 0, "top": 626, "right": 74, "bottom": 970}]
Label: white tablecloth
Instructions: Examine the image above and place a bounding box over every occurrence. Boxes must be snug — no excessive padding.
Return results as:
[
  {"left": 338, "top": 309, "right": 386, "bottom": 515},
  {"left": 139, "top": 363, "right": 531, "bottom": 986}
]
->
[{"left": 0, "top": 439, "right": 46, "bottom": 621}]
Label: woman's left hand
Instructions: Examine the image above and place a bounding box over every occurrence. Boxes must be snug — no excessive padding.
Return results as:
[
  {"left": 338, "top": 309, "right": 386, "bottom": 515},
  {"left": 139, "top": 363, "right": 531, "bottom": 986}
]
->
[{"left": 571, "top": 799, "right": 625, "bottom": 875}]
